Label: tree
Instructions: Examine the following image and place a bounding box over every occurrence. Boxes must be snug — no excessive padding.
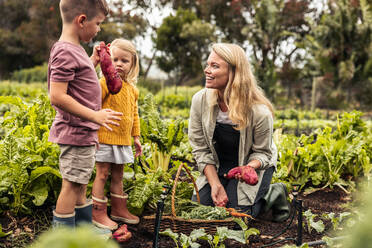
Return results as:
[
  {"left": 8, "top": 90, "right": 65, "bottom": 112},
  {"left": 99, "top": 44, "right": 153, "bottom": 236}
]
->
[
  {"left": 158, "top": 0, "right": 313, "bottom": 101},
  {"left": 154, "top": 8, "right": 216, "bottom": 85},
  {"left": 169, "top": 0, "right": 251, "bottom": 44},
  {"left": 0, "top": 0, "right": 150, "bottom": 80},
  {"left": 97, "top": 0, "right": 149, "bottom": 42},
  {"left": 241, "top": 0, "right": 312, "bottom": 100},
  {"left": 0, "top": 0, "right": 60, "bottom": 79},
  {"left": 303, "top": 0, "right": 372, "bottom": 109}
]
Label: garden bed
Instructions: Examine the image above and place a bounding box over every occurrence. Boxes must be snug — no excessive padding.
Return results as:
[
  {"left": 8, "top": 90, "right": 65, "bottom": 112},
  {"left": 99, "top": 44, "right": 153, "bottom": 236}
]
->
[{"left": 0, "top": 187, "right": 350, "bottom": 248}]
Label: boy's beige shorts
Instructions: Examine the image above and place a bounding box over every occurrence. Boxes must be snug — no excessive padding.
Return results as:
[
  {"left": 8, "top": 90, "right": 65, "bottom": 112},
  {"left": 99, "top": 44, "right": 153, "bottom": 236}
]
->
[{"left": 58, "top": 145, "right": 96, "bottom": 184}]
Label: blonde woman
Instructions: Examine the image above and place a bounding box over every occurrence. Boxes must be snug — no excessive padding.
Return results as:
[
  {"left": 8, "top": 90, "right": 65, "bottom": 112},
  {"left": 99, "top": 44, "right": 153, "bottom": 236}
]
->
[
  {"left": 188, "top": 43, "right": 289, "bottom": 220},
  {"left": 92, "top": 39, "right": 142, "bottom": 230}
]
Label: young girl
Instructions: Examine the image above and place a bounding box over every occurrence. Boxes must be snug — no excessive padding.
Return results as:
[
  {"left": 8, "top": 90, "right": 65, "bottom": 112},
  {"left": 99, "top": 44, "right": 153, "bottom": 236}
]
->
[{"left": 92, "top": 39, "right": 142, "bottom": 230}]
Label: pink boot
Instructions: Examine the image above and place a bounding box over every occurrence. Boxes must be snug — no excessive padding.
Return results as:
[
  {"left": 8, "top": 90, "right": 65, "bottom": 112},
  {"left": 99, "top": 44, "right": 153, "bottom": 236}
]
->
[
  {"left": 92, "top": 196, "right": 118, "bottom": 230},
  {"left": 110, "top": 193, "right": 140, "bottom": 224}
]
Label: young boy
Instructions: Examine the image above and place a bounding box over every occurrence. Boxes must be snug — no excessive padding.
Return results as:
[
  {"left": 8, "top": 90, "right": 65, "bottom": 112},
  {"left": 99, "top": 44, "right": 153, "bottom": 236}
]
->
[{"left": 48, "top": 0, "right": 122, "bottom": 227}]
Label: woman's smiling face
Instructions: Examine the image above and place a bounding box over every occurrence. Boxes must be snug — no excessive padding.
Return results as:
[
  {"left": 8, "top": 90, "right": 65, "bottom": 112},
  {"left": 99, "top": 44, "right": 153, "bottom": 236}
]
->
[{"left": 204, "top": 51, "right": 229, "bottom": 91}]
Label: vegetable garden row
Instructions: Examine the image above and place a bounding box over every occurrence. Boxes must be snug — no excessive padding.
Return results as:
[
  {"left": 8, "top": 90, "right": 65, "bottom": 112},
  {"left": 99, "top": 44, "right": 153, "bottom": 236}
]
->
[{"left": 0, "top": 82, "right": 371, "bottom": 247}]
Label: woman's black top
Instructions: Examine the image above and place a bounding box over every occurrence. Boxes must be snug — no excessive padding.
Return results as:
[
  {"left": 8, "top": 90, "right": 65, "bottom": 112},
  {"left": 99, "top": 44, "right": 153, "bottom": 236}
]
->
[{"left": 213, "top": 122, "right": 240, "bottom": 176}]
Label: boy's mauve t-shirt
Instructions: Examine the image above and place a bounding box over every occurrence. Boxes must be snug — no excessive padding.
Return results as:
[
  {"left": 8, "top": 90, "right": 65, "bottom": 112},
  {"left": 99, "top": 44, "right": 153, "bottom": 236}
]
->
[{"left": 48, "top": 41, "right": 101, "bottom": 146}]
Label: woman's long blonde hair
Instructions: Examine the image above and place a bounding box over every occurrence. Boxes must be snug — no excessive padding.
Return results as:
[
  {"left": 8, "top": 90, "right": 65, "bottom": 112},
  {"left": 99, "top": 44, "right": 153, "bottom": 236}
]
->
[
  {"left": 110, "top": 38, "right": 139, "bottom": 84},
  {"left": 211, "top": 43, "right": 274, "bottom": 130}
]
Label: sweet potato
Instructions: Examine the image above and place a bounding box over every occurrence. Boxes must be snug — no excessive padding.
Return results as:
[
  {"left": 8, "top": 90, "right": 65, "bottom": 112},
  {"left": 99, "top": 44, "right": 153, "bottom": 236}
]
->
[
  {"left": 226, "top": 166, "right": 258, "bottom": 185},
  {"left": 113, "top": 224, "right": 132, "bottom": 243},
  {"left": 98, "top": 41, "right": 122, "bottom": 94},
  {"left": 241, "top": 166, "right": 258, "bottom": 185}
]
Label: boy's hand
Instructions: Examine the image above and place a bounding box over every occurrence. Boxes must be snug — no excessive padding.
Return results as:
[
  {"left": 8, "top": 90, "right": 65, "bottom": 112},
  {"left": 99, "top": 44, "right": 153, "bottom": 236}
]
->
[
  {"left": 133, "top": 136, "right": 142, "bottom": 157},
  {"left": 94, "top": 108, "right": 122, "bottom": 131},
  {"left": 91, "top": 42, "right": 112, "bottom": 67},
  {"left": 91, "top": 44, "right": 101, "bottom": 67}
]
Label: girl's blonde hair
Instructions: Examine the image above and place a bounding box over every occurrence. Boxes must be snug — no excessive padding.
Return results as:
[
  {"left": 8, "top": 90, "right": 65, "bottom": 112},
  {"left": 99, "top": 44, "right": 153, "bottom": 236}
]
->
[
  {"left": 211, "top": 43, "right": 274, "bottom": 130},
  {"left": 110, "top": 38, "right": 139, "bottom": 84}
]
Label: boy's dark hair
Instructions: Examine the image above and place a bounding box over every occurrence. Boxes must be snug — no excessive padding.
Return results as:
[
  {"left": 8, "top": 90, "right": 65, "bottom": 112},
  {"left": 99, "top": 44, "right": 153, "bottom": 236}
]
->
[{"left": 60, "top": 0, "right": 109, "bottom": 23}]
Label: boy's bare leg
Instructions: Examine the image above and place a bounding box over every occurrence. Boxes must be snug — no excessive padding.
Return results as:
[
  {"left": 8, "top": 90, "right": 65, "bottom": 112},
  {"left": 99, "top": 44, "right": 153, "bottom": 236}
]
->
[
  {"left": 110, "top": 164, "right": 124, "bottom": 195},
  {"left": 55, "top": 179, "right": 81, "bottom": 214},
  {"left": 92, "top": 162, "right": 111, "bottom": 199},
  {"left": 76, "top": 184, "right": 88, "bottom": 205}
]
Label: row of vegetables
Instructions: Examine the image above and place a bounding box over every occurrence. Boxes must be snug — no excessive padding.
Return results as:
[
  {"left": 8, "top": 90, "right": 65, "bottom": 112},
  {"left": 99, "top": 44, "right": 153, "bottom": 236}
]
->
[
  {"left": 0, "top": 82, "right": 371, "bottom": 247},
  {"left": 0, "top": 91, "right": 371, "bottom": 217}
]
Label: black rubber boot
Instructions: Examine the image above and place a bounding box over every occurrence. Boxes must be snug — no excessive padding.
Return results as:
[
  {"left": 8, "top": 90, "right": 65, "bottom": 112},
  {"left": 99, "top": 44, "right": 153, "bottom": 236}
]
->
[
  {"left": 75, "top": 199, "right": 93, "bottom": 226},
  {"left": 76, "top": 199, "right": 112, "bottom": 238},
  {"left": 262, "top": 183, "right": 291, "bottom": 222},
  {"left": 52, "top": 210, "right": 75, "bottom": 228}
]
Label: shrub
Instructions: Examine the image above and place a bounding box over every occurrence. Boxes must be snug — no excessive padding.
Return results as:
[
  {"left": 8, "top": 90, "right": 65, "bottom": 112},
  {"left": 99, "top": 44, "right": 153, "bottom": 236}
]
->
[
  {"left": 11, "top": 64, "right": 48, "bottom": 83},
  {"left": 137, "top": 77, "right": 162, "bottom": 94}
]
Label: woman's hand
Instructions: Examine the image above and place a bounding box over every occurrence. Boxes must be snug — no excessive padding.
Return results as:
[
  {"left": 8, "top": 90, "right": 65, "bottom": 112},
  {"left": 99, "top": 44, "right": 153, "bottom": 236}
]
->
[
  {"left": 225, "top": 166, "right": 258, "bottom": 185},
  {"left": 203, "top": 164, "right": 228, "bottom": 206},
  {"left": 133, "top": 136, "right": 142, "bottom": 157},
  {"left": 211, "top": 183, "right": 228, "bottom": 207}
]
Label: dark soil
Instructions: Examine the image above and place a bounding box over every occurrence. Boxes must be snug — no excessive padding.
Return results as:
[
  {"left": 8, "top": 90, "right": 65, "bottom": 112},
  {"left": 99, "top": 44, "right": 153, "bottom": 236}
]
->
[{"left": 0, "top": 187, "right": 350, "bottom": 248}]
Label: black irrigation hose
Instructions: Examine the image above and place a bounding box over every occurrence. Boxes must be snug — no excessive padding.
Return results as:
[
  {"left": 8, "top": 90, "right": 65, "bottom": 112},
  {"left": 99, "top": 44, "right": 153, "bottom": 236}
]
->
[
  {"left": 260, "top": 237, "right": 297, "bottom": 248},
  {"left": 259, "top": 200, "right": 297, "bottom": 248},
  {"left": 306, "top": 236, "right": 347, "bottom": 247}
]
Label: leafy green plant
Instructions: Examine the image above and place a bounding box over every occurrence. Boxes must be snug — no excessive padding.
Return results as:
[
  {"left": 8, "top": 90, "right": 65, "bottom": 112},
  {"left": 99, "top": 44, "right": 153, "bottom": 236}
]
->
[
  {"left": 322, "top": 212, "right": 352, "bottom": 231},
  {"left": 127, "top": 161, "right": 196, "bottom": 215},
  {"left": 303, "top": 209, "right": 325, "bottom": 234},
  {"left": 274, "top": 111, "right": 372, "bottom": 193},
  {"left": 0, "top": 95, "right": 61, "bottom": 214},
  {"left": 126, "top": 168, "right": 165, "bottom": 215},
  {"left": 140, "top": 93, "right": 185, "bottom": 172},
  {"left": 161, "top": 228, "right": 206, "bottom": 248},
  {"left": 0, "top": 224, "right": 12, "bottom": 238},
  {"left": 160, "top": 218, "right": 259, "bottom": 248}
]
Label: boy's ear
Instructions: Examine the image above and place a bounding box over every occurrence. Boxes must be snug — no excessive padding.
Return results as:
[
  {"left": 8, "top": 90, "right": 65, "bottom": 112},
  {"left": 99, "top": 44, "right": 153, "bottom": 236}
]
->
[{"left": 77, "top": 14, "right": 87, "bottom": 27}]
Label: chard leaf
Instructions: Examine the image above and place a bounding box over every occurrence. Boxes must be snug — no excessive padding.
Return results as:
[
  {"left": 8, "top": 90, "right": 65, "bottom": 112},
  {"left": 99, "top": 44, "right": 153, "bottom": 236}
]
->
[
  {"left": 189, "top": 228, "right": 208, "bottom": 241},
  {"left": 30, "top": 166, "right": 60, "bottom": 182},
  {"left": 233, "top": 217, "right": 247, "bottom": 230},
  {"left": 0, "top": 166, "right": 12, "bottom": 192},
  {"left": 160, "top": 228, "right": 179, "bottom": 248},
  {"left": 28, "top": 178, "right": 49, "bottom": 206},
  {"left": 127, "top": 170, "right": 162, "bottom": 214},
  {"left": 310, "top": 218, "right": 325, "bottom": 233},
  {"left": 216, "top": 226, "right": 246, "bottom": 244},
  {"left": 190, "top": 243, "right": 201, "bottom": 248},
  {"left": 179, "top": 233, "right": 189, "bottom": 247}
]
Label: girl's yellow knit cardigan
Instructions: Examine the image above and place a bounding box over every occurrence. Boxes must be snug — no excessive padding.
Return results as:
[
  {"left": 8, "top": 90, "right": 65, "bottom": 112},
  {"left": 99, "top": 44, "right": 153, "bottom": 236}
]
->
[{"left": 98, "top": 77, "right": 140, "bottom": 145}]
